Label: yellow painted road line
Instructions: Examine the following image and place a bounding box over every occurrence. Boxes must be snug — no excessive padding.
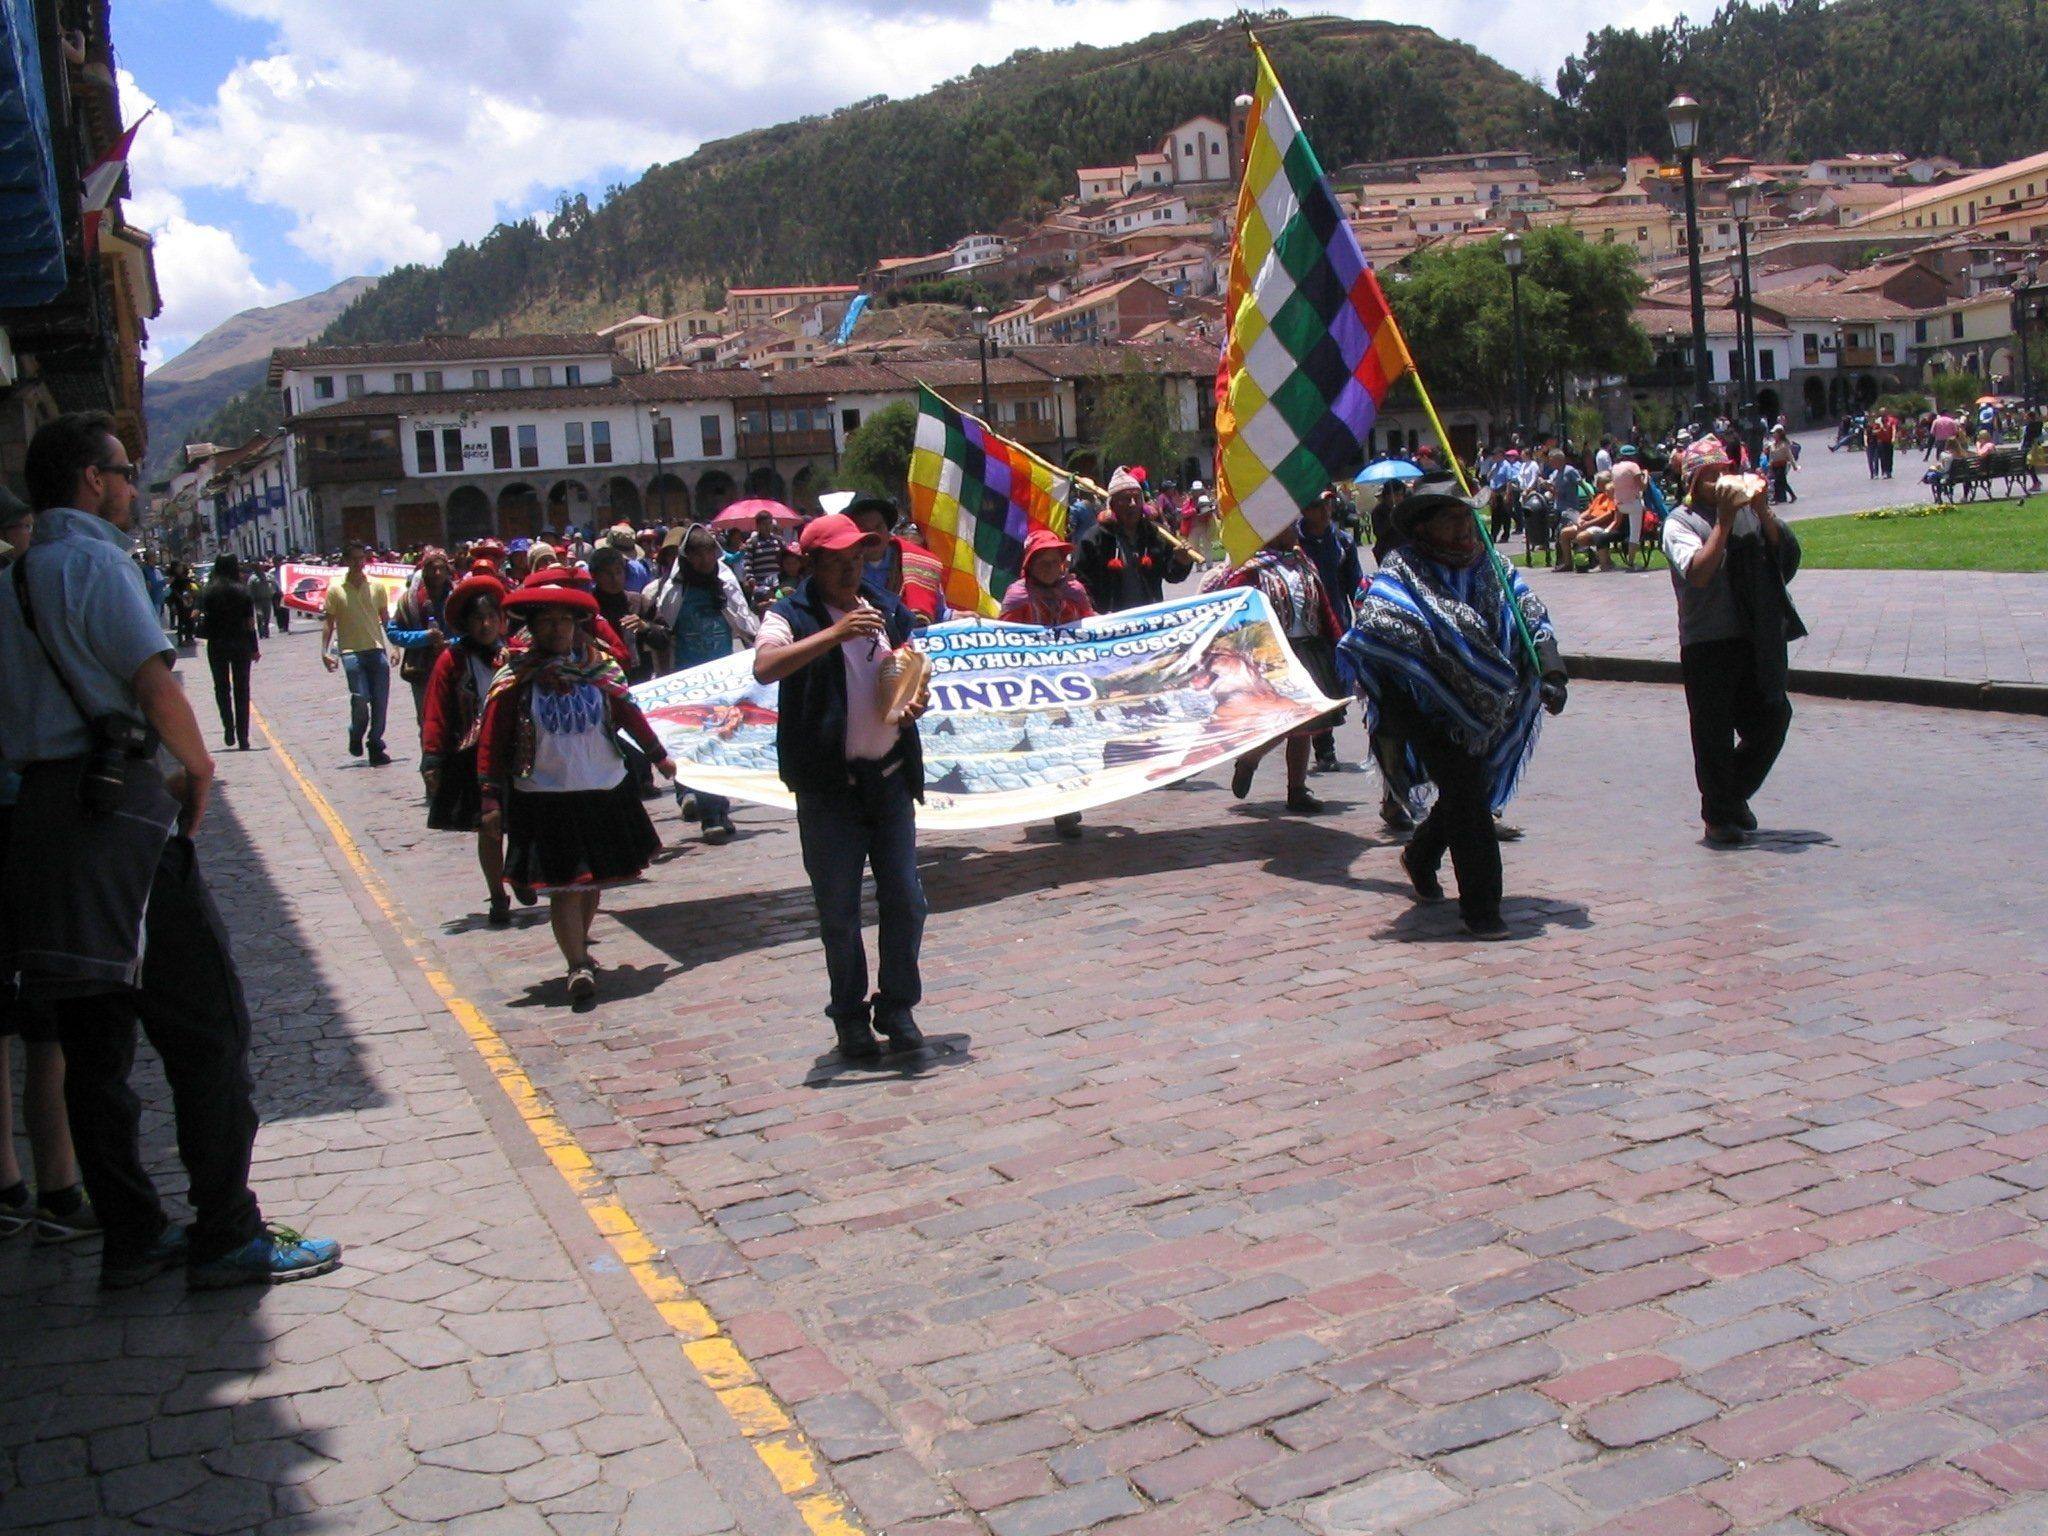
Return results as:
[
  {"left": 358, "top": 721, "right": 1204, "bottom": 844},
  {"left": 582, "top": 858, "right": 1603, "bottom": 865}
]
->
[{"left": 253, "top": 708, "right": 867, "bottom": 1536}]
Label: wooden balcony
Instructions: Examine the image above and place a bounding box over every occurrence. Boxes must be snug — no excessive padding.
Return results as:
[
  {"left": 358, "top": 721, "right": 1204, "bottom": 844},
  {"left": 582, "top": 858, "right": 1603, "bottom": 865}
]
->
[
  {"left": 736, "top": 428, "right": 836, "bottom": 459},
  {"left": 1002, "top": 417, "right": 1060, "bottom": 446},
  {"left": 300, "top": 445, "right": 405, "bottom": 486},
  {"left": 1838, "top": 346, "right": 1879, "bottom": 368}
]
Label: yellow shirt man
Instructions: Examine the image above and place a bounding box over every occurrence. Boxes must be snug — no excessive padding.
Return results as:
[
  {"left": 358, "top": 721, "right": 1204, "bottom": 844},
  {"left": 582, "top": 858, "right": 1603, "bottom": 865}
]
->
[{"left": 322, "top": 569, "right": 389, "bottom": 654}]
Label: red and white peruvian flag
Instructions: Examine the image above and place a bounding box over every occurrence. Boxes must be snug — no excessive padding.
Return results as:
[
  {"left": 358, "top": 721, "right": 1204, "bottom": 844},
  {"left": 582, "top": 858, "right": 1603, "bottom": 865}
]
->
[{"left": 81, "top": 110, "right": 151, "bottom": 255}]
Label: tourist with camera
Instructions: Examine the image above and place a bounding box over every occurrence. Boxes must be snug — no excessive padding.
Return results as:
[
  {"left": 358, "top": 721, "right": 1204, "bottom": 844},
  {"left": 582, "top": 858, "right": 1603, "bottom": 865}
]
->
[{"left": 0, "top": 413, "right": 340, "bottom": 1290}]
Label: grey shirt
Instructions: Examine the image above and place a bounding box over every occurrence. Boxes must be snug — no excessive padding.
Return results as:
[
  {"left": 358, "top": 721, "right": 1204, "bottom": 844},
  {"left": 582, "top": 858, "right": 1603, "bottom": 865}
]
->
[
  {"left": 0, "top": 508, "right": 174, "bottom": 762},
  {"left": 1662, "top": 502, "right": 1783, "bottom": 648}
]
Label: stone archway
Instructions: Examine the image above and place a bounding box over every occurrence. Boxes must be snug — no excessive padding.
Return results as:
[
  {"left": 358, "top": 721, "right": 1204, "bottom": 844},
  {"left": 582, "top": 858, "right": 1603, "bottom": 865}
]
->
[
  {"left": 1803, "top": 377, "right": 1827, "bottom": 423},
  {"left": 744, "top": 466, "right": 786, "bottom": 501},
  {"left": 497, "top": 482, "right": 542, "bottom": 539},
  {"left": 789, "top": 466, "right": 823, "bottom": 517},
  {"left": 693, "top": 470, "right": 738, "bottom": 521},
  {"left": 600, "top": 476, "right": 642, "bottom": 525},
  {"left": 545, "top": 479, "right": 591, "bottom": 538},
  {"left": 647, "top": 473, "right": 689, "bottom": 524},
  {"left": 1853, "top": 375, "right": 1880, "bottom": 408},
  {"left": 446, "top": 486, "right": 493, "bottom": 545},
  {"left": 1755, "top": 387, "right": 1782, "bottom": 424}
]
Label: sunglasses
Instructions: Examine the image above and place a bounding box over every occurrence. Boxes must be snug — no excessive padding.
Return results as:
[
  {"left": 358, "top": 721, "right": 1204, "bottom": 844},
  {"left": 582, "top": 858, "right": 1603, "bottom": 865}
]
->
[{"left": 97, "top": 462, "right": 140, "bottom": 483}]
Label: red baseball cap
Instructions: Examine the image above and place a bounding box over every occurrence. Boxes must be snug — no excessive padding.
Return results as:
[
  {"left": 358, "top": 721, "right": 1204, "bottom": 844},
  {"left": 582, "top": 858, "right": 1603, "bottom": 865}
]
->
[{"left": 799, "top": 513, "right": 880, "bottom": 555}]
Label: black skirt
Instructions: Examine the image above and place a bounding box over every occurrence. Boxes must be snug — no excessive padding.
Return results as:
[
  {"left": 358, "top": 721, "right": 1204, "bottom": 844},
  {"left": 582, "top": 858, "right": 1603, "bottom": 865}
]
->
[
  {"left": 1287, "top": 632, "right": 1349, "bottom": 735},
  {"left": 503, "top": 775, "right": 661, "bottom": 893},
  {"left": 427, "top": 746, "right": 483, "bottom": 831}
]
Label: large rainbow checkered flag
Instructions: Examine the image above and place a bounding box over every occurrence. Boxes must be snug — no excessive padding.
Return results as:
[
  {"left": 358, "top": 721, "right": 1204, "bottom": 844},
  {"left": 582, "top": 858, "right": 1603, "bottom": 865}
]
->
[
  {"left": 907, "top": 383, "right": 1075, "bottom": 617},
  {"left": 1216, "top": 40, "right": 1413, "bottom": 563}
]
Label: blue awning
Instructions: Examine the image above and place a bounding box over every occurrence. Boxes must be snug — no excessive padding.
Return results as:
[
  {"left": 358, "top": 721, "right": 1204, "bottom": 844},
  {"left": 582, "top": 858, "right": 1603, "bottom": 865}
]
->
[{"left": 0, "top": 0, "right": 66, "bottom": 308}]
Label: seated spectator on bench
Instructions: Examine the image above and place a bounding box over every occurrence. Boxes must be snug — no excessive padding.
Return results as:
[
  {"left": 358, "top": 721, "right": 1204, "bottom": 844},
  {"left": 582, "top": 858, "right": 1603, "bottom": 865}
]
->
[{"left": 1558, "top": 472, "right": 1625, "bottom": 572}]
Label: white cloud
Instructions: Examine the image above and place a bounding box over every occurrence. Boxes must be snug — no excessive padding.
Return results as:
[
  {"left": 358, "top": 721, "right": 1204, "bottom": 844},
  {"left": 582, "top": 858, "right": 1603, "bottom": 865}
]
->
[
  {"left": 117, "top": 72, "right": 293, "bottom": 366},
  {"left": 136, "top": 0, "right": 1660, "bottom": 293}
]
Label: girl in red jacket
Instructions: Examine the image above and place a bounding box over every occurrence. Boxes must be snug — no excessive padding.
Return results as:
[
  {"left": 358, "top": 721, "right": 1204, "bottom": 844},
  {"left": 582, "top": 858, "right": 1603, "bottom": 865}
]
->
[
  {"left": 422, "top": 573, "right": 514, "bottom": 925},
  {"left": 480, "top": 575, "right": 674, "bottom": 1002}
]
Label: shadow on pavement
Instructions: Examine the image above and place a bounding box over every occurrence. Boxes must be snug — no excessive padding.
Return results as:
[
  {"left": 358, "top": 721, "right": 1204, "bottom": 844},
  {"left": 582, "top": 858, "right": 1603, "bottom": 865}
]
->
[
  {"left": 0, "top": 773, "right": 373, "bottom": 1520},
  {"left": 804, "top": 1033, "right": 976, "bottom": 1088}
]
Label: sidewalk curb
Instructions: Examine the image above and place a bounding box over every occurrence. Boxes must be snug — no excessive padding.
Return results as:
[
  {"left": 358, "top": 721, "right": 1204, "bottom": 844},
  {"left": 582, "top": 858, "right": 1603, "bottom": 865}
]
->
[{"left": 1564, "top": 652, "right": 2048, "bottom": 716}]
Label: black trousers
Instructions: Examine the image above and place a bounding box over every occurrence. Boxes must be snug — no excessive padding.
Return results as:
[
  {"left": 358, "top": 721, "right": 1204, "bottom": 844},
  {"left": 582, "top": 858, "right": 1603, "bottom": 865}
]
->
[
  {"left": 273, "top": 600, "right": 291, "bottom": 633},
  {"left": 1680, "top": 637, "right": 1793, "bottom": 827},
  {"left": 1408, "top": 729, "right": 1502, "bottom": 924},
  {"left": 53, "top": 836, "right": 264, "bottom": 1266},
  {"left": 208, "top": 643, "right": 251, "bottom": 746}
]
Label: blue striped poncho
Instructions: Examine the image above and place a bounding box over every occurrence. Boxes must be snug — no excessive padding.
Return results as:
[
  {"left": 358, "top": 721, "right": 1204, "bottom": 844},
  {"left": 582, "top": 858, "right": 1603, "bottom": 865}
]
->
[{"left": 1336, "top": 549, "right": 1555, "bottom": 812}]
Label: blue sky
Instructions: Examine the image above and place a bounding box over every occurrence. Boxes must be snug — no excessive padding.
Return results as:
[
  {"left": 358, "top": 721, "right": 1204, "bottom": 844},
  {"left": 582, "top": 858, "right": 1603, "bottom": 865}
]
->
[{"left": 119, "top": 0, "right": 1654, "bottom": 366}]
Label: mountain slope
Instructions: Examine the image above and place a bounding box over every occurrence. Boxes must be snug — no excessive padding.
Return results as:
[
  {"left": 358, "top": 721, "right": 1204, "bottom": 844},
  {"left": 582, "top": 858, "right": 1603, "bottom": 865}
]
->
[
  {"left": 1556, "top": 0, "right": 2048, "bottom": 165},
  {"left": 324, "top": 15, "right": 1550, "bottom": 344},
  {"left": 144, "top": 276, "right": 375, "bottom": 476}
]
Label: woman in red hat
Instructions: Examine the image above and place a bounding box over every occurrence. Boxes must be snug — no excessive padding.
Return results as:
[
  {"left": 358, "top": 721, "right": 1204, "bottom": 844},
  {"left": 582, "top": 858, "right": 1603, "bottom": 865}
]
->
[
  {"left": 422, "top": 573, "right": 515, "bottom": 924},
  {"left": 999, "top": 528, "right": 1094, "bottom": 628},
  {"left": 478, "top": 573, "right": 675, "bottom": 1001},
  {"left": 1000, "top": 528, "right": 1093, "bottom": 839}
]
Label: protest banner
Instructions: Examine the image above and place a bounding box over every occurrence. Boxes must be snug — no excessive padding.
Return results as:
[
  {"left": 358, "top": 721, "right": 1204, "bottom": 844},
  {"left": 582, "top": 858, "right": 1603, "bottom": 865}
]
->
[
  {"left": 633, "top": 590, "right": 1343, "bottom": 830},
  {"left": 278, "top": 561, "right": 416, "bottom": 614}
]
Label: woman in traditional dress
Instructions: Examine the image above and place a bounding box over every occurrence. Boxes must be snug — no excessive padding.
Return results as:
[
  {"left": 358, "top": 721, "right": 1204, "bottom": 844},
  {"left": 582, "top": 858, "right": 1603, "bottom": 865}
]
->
[
  {"left": 478, "top": 574, "right": 675, "bottom": 1001},
  {"left": 421, "top": 573, "right": 514, "bottom": 924},
  {"left": 1215, "top": 525, "right": 1347, "bottom": 816},
  {"left": 1000, "top": 528, "right": 1095, "bottom": 838},
  {"left": 1338, "top": 485, "right": 1568, "bottom": 939}
]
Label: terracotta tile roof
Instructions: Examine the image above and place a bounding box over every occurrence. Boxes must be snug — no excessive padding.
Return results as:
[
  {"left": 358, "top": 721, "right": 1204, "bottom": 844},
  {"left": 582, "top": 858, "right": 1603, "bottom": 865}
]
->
[
  {"left": 1750, "top": 286, "right": 1912, "bottom": 321},
  {"left": 268, "top": 333, "right": 609, "bottom": 383}
]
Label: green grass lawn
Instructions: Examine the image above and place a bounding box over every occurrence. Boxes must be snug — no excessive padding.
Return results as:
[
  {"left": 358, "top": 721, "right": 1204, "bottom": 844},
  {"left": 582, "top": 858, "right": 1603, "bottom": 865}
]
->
[
  {"left": 1795, "top": 495, "right": 2048, "bottom": 572},
  {"left": 1501, "top": 494, "right": 2048, "bottom": 573}
]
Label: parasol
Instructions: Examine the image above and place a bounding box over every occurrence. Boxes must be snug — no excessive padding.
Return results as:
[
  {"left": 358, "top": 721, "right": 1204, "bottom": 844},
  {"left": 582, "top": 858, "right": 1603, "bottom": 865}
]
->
[{"left": 710, "top": 499, "right": 802, "bottom": 530}]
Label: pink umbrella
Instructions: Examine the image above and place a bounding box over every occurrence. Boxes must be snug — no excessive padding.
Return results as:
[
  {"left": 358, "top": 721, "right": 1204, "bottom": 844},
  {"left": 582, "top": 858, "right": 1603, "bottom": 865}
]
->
[{"left": 710, "top": 498, "right": 801, "bottom": 530}]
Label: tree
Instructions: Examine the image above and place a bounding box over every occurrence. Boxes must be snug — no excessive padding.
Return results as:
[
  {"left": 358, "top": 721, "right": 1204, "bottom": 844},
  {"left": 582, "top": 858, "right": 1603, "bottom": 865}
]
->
[
  {"left": 834, "top": 401, "right": 919, "bottom": 501},
  {"left": 1386, "top": 228, "right": 1651, "bottom": 437},
  {"left": 1095, "top": 358, "right": 1184, "bottom": 482}
]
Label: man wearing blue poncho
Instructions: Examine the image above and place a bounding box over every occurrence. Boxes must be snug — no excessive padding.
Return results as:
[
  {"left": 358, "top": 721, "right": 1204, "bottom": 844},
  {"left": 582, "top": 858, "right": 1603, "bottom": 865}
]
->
[{"left": 1337, "top": 475, "right": 1569, "bottom": 940}]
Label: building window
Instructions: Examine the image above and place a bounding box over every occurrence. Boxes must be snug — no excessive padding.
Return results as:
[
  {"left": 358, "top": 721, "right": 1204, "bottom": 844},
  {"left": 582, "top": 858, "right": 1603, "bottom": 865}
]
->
[
  {"left": 565, "top": 364, "right": 581, "bottom": 385},
  {"left": 424, "top": 371, "right": 443, "bottom": 391},
  {"left": 1726, "top": 348, "right": 1741, "bottom": 381},
  {"left": 565, "top": 422, "right": 586, "bottom": 465},
  {"left": 442, "top": 428, "right": 462, "bottom": 470},
  {"left": 1952, "top": 313, "right": 1965, "bottom": 339},
  {"left": 1759, "top": 351, "right": 1777, "bottom": 381},
  {"left": 517, "top": 424, "right": 539, "bottom": 468},
  {"left": 394, "top": 372, "right": 414, "bottom": 392},
  {"left": 1803, "top": 334, "right": 1820, "bottom": 365},
  {"left": 1880, "top": 334, "right": 1895, "bottom": 363},
  {"left": 473, "top": 369, "right": 490, "bottom": 388},
  {"left": 313, "top": 375, "right": 335, "bottom": 400},
  {"left": 415, "top": 430, "right": 437, "bottom": 473},
  {"left": 501, "top": 368, "right": 521, "bottom": 388},
  {"left": 491, "top": 426, "right": 512, "bottom": 470},
  {"left": 652, "top": 416, "right": 674, "bottom": 459},
  {"left": 534, "top": 366, "right": 553, "bottom": 387},
  {"left": 1915, "top": 319, "right": 1929, "bottom": 343},
  {"left": 591, "top": 421, "right": 612, "bottom": 463},
  {"left": 700, "top": 415, "right": 722, "bottom": 457},
  {"left": 345, "top": 374, "right": 365, "bottom": 398}
]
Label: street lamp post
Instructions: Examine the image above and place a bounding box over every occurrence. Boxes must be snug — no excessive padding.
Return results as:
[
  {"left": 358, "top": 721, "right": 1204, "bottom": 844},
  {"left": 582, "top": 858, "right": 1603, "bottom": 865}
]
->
[
  {"left": 1728, "top": 177, "right": 1759, "bottom": 421},
  {"left": 1664, "top": 325, "right": 1681, "bottom": 425},
  {"left": 1666, "top": 93, "right": 1713, "bottom": 425},
  {"left": 2012, "top": 260, "right": 2039, "bottom": 408},
  {"left": 1502, "top": 232, "right": 1529, "bottom": 444},
  {"left": 647, "top": 405, "right": 667, "bottom": 522},
  {"left": 972, "top": 305, "right": 993, "bottom": 423}
]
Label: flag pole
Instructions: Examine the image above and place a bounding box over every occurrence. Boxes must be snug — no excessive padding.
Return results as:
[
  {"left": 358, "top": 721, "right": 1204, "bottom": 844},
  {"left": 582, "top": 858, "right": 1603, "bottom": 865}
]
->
[{"left": 1386, "top": 328, "right": 1544, "bottom": 675}]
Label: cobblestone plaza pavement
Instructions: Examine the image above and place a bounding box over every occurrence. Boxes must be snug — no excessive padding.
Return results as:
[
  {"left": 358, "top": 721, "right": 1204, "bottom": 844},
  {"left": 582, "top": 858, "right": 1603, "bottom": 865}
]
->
[{"left": 5, "top": 627, "right": 2048, "bottom": 1536}]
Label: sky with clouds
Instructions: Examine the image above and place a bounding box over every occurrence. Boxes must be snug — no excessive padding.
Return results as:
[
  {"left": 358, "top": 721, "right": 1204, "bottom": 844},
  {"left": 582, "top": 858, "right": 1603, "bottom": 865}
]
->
[{"left": 119, "top": 0, "right": 1671, "bottom": 365}]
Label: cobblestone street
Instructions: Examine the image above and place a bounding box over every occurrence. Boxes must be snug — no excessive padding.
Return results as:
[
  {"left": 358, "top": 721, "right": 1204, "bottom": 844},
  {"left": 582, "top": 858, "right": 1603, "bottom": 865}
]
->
[{"left": 6, "top": 627, "right": 2048, "bottom": 1536}]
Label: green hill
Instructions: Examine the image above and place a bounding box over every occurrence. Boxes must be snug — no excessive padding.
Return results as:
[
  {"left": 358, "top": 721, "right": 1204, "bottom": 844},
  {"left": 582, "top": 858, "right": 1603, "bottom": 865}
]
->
[
  {"left": 1556, "top": 0, "right": 2048, "bottom": 165},
  {"left": 321, "top": 14, "right": 1550, "bottom": 344}
]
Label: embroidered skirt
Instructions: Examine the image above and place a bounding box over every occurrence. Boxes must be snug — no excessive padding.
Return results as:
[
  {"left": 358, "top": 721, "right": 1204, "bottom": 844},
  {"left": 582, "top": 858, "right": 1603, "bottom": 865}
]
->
[
  {"left": 503, "top": 776, "right": 661, "bottom": 893},
  {"left": 426, "top": 746, "right": 484, "bottom": 831}
]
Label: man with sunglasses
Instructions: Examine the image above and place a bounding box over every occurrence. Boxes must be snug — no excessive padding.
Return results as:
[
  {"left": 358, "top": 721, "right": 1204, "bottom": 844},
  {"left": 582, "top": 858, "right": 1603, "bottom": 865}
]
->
[{"left": 0, "top": 412, "right": 339, "bottom": 1291}]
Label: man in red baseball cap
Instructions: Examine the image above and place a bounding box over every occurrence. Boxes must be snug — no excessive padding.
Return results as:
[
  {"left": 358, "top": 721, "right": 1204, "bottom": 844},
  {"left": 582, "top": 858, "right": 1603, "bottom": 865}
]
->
[{"left": 754, "top": 512, "right": 931, "bottom": 1060}]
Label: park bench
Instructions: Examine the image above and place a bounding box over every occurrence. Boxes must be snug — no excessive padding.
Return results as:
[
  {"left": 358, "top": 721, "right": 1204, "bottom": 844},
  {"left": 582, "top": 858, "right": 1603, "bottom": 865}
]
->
[{"left": 1930, "top": 446, "right": 2034, "bottom": 503}]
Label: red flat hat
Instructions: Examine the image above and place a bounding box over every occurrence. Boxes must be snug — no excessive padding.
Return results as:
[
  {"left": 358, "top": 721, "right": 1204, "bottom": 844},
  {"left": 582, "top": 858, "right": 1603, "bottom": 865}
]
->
[
  {"left": 503, "top": 570, "right": 598, "bottom": 615},
  {"left": 444, "top": 574, "right": 507, "bottom": 630}
]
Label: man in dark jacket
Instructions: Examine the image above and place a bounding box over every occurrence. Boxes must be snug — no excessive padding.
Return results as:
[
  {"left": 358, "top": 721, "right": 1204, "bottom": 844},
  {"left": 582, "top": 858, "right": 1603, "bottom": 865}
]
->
[
  {"left": 753, "top": 513, "right": 929, "bottom": 1061},
  {"left": 1073, "top": 467, "right": 1196, "bottom": 613}
]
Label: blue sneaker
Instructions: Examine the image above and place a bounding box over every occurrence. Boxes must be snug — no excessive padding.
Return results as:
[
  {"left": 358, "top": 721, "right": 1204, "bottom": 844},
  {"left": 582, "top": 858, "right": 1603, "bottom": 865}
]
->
[
  {"left": 101, "top": 1225, "right": 190, "bottom": 1290},
  {"left": 187, "top": 1224, "right": 342, "bottom": 1289}
]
